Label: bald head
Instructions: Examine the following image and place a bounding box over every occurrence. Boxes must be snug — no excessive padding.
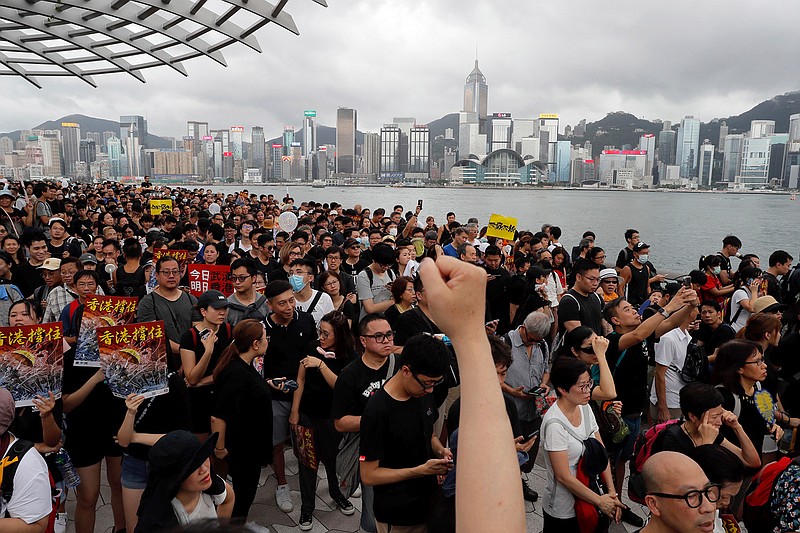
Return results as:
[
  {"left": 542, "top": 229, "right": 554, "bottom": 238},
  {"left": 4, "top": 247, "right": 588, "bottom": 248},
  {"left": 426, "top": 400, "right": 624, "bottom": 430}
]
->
[{"left": 643, "top": 451, "right": 706, "bottom": 493}]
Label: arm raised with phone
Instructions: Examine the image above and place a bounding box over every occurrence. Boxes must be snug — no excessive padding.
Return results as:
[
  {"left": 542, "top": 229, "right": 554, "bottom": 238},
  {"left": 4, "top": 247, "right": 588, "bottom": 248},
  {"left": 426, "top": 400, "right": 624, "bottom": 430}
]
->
[{"left": 419, "top": 256, "right": 525, "bottom": 533}]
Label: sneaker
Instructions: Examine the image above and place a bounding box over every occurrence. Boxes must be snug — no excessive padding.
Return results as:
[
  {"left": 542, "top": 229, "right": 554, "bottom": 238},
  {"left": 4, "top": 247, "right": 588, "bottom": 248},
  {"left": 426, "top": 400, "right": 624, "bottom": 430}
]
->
[
  {"left": 621, "top": 507, "right": 644, "bottom": 527},
  {"left": 352, "top": 485, "right": 362, "bottom": 498},
  {"left": 522, "top": 480, "right": 538, "bottom": 502},
  {"left": 299, "top": 512, "right": 313, "bottom": 531},
  {"left": 334, "top": 496, "right": 355, "bottom": 516},
  {"left": 54, "top": 513, "right": 67, "bottom": 533},
  {"left": 275, "top": 484, "right": 293, "bottom": 513}
]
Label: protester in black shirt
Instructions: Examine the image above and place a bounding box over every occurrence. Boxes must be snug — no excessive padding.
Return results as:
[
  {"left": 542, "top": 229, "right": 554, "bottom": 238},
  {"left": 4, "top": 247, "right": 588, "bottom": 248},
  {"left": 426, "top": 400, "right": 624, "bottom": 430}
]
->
[
  {"left": 558, "top": 259, "right": 603, "bottom": 335},
  {"left": 697, "top": 300, "right": 736, "bottom": 362},
  {"left": 13, "top": 231, "right": 48, "bottom": 298},
  {"left": 211, "top": 319, "right": 274, "bottom": 520},
  {"left": 484, "top": 245, "right": 511, "bottom": 334},
  {"left": 360, "top": 333, "right": 453, "bottom": 531},
  {"left": 289, "top": 311, "right": 356, "bottom": 530}
]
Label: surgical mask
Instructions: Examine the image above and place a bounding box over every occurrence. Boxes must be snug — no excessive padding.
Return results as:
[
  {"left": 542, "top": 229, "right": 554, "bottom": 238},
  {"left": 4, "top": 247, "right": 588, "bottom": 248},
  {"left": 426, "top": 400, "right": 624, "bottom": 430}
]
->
[
  {"left": 360, "top": 237, "right": 370, "bottom": 247},
  {"left": 712, "top": 266, "right": 722, "bottom": 275},
  {"left": 638, "top": 254, "right": 649, "bottom": 263},
  {"left": 289, "top": 274, "right": 307, "bottom": 292},
  {"left": 388, "top": 227, "right": 397, "bottom": 237}
]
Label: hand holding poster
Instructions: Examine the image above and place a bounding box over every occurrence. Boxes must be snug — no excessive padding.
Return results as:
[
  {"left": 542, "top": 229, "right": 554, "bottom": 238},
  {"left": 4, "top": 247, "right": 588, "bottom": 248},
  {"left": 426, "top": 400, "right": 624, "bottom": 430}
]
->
[
  {"left": 97, "top": 321, "right": 169, "bottom": 399},
  {"left": 74, "top": 296, "right": 138, "bottom": 367},
  {"left": 0, "top": 323, "right": 63, "bottom": 407},
  {"left": 188, "top": 264, "right": 233, "bottom": 296},
  {"left": 486, "top": 214, "right": 518, "bottom": 241}
]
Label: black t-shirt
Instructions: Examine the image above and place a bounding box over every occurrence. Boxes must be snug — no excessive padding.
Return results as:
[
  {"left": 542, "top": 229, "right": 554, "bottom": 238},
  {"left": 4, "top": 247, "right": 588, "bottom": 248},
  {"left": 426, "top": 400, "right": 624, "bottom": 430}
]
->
[
  {"left": 126, "top": 373, "right": 191, "bottom": 460},
  {"left": 484, "top": 267, "right": 511, "bottom": 333},
  {"left": 558, "top": 290, "right": 603, "bottom": 335},
  {"left": 360, "top": 388, "right": 438, "bottom": 526},
  {"left": 511, "top": 292, "right": 550, "bottom": 330},
  {"left": 718, "top": 387, "right": 771, "bottom": 457},
  {"left": 394, "top": 307, "right": 441, "bottom": 347},
  {"left": 607, "top": 331, "right": 653, "bottom": 416},
  {"left": 341, "top": 258, "right": 369, "bottom": 289},
  {"left": 179, "top": 324, "right": 233, "bottom": 380},
  {"left": 659, "top": 423, "right": 723, "bottom": 456},
  {"left": 11, "top": 260, "right": 44, "bottom": 298},
  {"left": 12, "top": 402, "right": 64, "bottom": 444},
  {"left": 212, "top": 356, "right": 272, "bottom": 453},
  {"left": 695, "top": 323, "right": 735, "bottom": 356},
  {"left": 267, "top": 267, "right": 289, "bottom": 283},
  {"left": 624, "top": 262, "right": 651, "bottom": 307},
  {"left": 299, "top": 350, "right": 354, "bottom": 419},
  {"left": 263, "top": 311, "right": 317, "bottom": 401},
  {"left": 761, "top": 272, "right": 782, "bottom": 302},
  {"left": 47, "top": 240, "right": 82, "bottom": 259},
  {"left": 507, "top": 274, "right": 527, "bottom": 306},
  {"left": 331, "top": 356, "right": 395, "bottom": 421},
  {"left": 616, "top": 247, "right": 634, "bottom": 270}
]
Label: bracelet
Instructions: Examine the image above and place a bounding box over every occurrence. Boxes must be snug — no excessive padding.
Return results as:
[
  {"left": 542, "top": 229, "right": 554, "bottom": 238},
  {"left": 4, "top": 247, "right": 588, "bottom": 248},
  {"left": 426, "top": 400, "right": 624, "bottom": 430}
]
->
[
  {"left": 215, "top": 446, "right": 226, "bottom": 451},
  {"left": 319, "top": 363, "right": 326, "bottom": 370}
]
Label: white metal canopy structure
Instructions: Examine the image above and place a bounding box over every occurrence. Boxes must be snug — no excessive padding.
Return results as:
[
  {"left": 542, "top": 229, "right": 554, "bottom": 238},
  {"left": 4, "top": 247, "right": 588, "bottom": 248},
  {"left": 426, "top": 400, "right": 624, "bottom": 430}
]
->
[{"left": 0, "top": 0, "right": 325, "bottom": 87}]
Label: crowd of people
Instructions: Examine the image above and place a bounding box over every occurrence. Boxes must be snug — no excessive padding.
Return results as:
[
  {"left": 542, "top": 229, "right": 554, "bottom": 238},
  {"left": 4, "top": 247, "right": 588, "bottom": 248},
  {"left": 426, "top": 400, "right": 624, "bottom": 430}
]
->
[{"left": 0, "top": 178, "right": 799, "bottom": 533}]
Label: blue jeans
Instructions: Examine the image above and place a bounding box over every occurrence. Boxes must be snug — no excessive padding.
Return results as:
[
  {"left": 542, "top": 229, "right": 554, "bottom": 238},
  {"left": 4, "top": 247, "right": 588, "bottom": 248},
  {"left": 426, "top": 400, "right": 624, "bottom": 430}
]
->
[{"left": 360, "top": 476, "right": 376, "bottom": 532}]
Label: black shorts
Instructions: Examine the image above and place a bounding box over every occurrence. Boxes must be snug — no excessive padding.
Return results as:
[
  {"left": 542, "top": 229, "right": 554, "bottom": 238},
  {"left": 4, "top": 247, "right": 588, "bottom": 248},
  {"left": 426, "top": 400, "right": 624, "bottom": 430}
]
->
[{"left": 65, "top": 429, "right": 123, "bottom": 468}]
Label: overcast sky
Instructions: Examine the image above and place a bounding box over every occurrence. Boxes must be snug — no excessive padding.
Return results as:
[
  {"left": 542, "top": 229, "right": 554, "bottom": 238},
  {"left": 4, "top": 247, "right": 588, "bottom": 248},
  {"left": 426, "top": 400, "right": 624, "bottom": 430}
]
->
[{"left": 1, "top": 0, "right": 799, "bottom": 140}]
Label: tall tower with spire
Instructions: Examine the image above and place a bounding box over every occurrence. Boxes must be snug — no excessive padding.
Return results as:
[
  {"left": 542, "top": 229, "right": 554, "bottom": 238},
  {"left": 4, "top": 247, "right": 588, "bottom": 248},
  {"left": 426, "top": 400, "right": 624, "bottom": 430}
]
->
[{"left": 463, "top": 59, "right": 488, "bottom": 128}]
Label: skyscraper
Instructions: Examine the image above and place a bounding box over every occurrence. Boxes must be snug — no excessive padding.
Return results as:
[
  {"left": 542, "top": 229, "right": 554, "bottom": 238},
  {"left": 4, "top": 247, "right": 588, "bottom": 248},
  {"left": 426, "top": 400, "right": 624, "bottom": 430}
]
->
[
  {"left": 336, "top": 107, "right": 357, "bottom": 174},
  {"left": 380, "top": 124, "right": 401, "bottom": 174},
  {"left": 463, "top": 59, "right": 488, "bottom": 131},
  {"left": 488, "top": 114, "right": 512, "bottom": 152},
  {"left": 750, "top": 120, "right": 775, "bottom": 139},
  {"left": 271, "top": 144, "right": 283, "bottom": 181},
  {"left": 408, "top": 126, "right": 430, "bottom": 177},
  {"left": 120, "top": 115, "right": 148, "bottom": 176},
  {"left": 251, "top": 126, "right": 266, "bottom": 176},
  {"left": 282, "top": 127, "right": 295, "bottom": 156},
  {"left": 60, "top": 122, "right": 81, "bottom": 177},
  {"left": 230, "top": 127, "right": 244, "bottom": 161},
  {"left": 638, "top": 134, "right": 656, "bottom": 176},
  {"left": 107, "top": 136, "right": 122, "bottom": 178},
  {"left": 676, "top": 116, "right": 700, "bottom": 179},
  {"left": 718, "top": 121, "right": 728, "bottom": 153},
  {"left": 698, "top": 141, "right": 715, "bottom": 187},
  {"left": 362, "top": 132, "right": 380, "bottom": 175},
  {"left": 722, "top": 134, "right": 744, "bottom": 183},
  {"left": 539, "top": 114, "right": 559, "bottom": 179},
  {"left": 657, "top": 129, "right": 676, "bottom": 166},
  {"left": 303, "top": 111, "right": 317, "bottom": 156}
]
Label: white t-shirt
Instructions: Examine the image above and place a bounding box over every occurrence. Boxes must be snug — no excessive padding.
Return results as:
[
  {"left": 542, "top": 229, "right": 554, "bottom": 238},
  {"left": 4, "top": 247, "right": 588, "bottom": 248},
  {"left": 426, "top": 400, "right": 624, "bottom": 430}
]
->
[
  {"left": 546, "top": 272, "right": 564, "bottom": 308},
  {"left": 0, "top": 437, "right": 52, "bottom": 524},
  {"left": 542, "top": 403, "right": 599, "bottom": 519},
  {"left": 171, "top": 481, "right": 227, "bottom": 524},
  {"left": 729, "top": 288, "right": 752, "bottom": 332},
  {"left": 650, "top": 327, "right": 691, "bottom": 408},
  {"left": 295, "top": 289, "right": 335, "bottom": 327}
]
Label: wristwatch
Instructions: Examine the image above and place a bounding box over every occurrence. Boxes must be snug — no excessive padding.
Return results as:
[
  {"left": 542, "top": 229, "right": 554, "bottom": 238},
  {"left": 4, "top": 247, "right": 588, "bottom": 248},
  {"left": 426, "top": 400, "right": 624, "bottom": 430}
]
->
[{"left": 659, "top": 308, "right": 671, "bottom": 319}]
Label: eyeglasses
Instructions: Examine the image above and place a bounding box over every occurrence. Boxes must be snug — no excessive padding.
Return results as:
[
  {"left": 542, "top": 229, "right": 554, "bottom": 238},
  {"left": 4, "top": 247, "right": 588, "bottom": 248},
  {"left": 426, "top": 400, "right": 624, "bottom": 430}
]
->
[
  {"left": 413, "top": 373, "right": 445, "bottom": 391},
  {"left": 317, "top": 329, "right": 331, "bottom": 340},
  {"left": 158, "top": 270, "right": 180, "bottom": 277},
  {"left": 289, "top": 251, "right": 302, "bottom": 257},
  {"left": 574, "top": 379, "right": 594, "bottom": 393},
  {"left": 323, "top": 281, "right": 339, "bottom": 288},
  {"left": 229, "top": 274, "right": 253, "bottom": 283},
  {"left": 743, "top": 357, "right": 767, "bottom": 366},
  {"left": 582, "top": 275, "right": 600, "bottom": 282},
  {"left": 362, "top": 331, "right": 394, "bottom": 343},
  {"left": 601, "top": 279, "right": 617, "bottom": 284},
  {"left": 648, "top": 484, "right": 721, "bottom": 509}
]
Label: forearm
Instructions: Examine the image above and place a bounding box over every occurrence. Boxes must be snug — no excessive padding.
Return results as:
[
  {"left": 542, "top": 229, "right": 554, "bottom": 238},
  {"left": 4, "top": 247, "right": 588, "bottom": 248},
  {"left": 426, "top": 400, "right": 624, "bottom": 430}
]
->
[
  {"left": 62, "top": 380, "right": 99, "bottom": 413},
  {"left": 656, "top": 305, "right": 691, "bottom": 335},
  {"left": 40, "top": 414, "right": 61, "bottom": 448},
  {"left": 184, "top": 351, "right": 212, "bottom": 385},
  {"left": 318, "top": 363, "right": 337, "bottom": 388},
  {"left": 334, "top": 415, "right": 361, "bottom": 433},
  {"left": 117, "top": 412, "right": 136, "bottom": 447},
  {"left": 594, "top": 356, "right": 616, "bottom": 400},
  {"left": 601, "top": 465, "right": 616, "bottom": 496},
  {"left": 360, "top": 463, "right": 423, "bottom": 486},
  {"left": 554, "top": 469, "right": 605, "bottom": 506},
  {"left": 363, "top": 298, "right": 393, "bottom": 314},
  {"left": 451, "top": 333, "right": 524, "bottom": 533},
  {"left": 655, "top": 367, "right": 668, "bottom": 409},
  {"left": 217, "top": 482, "right": 235, "bottom": 518},
  {"left": 210, "top": 417, "right": 227, "bottom": 448}
]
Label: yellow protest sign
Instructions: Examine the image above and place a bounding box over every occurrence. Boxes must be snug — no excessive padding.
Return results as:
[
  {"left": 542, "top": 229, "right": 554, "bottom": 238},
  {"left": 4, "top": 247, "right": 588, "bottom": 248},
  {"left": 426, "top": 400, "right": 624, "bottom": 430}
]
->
[
  {"left": 486, "top": 214, "right": 518, "bottom": 240},
  {"left": 149, "top": 198, "right": 173, "bottom": 215}
]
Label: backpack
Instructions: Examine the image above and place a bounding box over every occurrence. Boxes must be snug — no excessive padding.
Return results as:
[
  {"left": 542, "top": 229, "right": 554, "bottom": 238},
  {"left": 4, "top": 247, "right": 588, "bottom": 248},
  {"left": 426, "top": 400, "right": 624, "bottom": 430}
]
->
[
  {"left": 627, "top": 419, "right": 681, "bottom": 504},
  {"left": 1, "top": 438, "right": 59, "bottom": 533},
  {"left": 364, "top": 265, "right": 395, "bottom": 287},
  {"left": 115, "top": 266, "right": 145, "bottom": 299},
  {"left": 227, "top": 295, "right": 268, "bottom": 322},
  {"left": 672, "top": 339, "right": 709, "bottom": 383},
  {"left": 723, "top": 288, "right": 747, "bottom": 325},
  {"left": 743, "top": 455, "right": 800, "bottom": 533},
  {"left": 553, "top": 292, "right": 604, "bottom": 353},
  {"left": 781, "top": 265, "right": 800, "bottom": 308}
]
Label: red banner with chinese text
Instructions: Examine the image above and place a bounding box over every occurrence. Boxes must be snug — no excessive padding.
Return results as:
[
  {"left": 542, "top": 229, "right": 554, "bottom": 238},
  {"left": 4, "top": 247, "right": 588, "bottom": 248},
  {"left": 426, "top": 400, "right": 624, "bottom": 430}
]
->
[{"left": 188, "top": 264, "right": 233, "bottom": 297}]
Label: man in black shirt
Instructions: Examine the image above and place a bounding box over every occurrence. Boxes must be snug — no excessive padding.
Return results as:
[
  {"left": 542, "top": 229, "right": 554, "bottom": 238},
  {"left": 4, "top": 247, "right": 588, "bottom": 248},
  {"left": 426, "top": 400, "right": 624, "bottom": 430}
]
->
[
  {"left": 262, "top": 280, "right": 317, "bottom": 514},
  {"left": 558, "top": 259, "right": 604, "bottom": 335},
  {"left": 763, "top": 250, "right": 793, "bottom": 303},
  {"left": 332, "top": 313, "right": 397, "bottom": 533},
  {"left": 602, "top": 289, "right": 696, "bottom": 526},
  {"left": 615, "top": 228, "right": 639, "bottom": 274},
  {"left": 483, "top": 245, "right": 511, "bottom": 334},
  {"left": 13, "top": 231, "right": 48, "bottom": 298},
  {"left": 360, "top": 333, "right": 452, "bottom": 532}
]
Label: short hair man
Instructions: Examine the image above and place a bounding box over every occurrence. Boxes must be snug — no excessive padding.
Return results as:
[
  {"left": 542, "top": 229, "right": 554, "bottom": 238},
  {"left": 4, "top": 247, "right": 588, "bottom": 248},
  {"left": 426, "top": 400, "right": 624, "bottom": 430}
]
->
[
  {"left": 615, "top": 228, "right": 639, "bottom": 273},
  {"left": 717, "top": 235, "right": 742, "bottom": 286},
  {"left": 360, "top": 333, "right": 452, "bottom": 533},
  {"left": 639, "top": 452, "right": 717, "bottom": 533}
]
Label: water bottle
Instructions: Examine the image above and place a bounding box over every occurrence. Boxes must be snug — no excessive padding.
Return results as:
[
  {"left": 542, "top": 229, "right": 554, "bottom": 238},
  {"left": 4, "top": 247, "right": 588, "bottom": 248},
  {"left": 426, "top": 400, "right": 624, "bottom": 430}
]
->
[{"left": 52, "top": 448, "right": 81, "bottom": 488}]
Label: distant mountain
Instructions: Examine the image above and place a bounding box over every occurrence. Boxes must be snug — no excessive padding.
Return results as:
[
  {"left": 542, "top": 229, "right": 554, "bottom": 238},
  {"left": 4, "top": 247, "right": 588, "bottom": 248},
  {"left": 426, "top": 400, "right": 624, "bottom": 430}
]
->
[
  {"left": 577, "top": 112, "right": 662, "bottom": 157},
  {"left": 0, "top": 113, "right": 175, "bottom": 149}
]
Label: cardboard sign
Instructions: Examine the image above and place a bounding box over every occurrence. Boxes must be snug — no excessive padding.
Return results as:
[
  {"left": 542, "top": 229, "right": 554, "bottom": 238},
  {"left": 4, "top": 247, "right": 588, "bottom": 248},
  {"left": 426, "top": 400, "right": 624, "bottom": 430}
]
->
[
  {"left": 149, "top": 198, "right": 173, "bottom": 215},
  {"left": 97, "top": 321, "right": 169, "bottom": 399},
  {"left": 0, "top": 323, "right": 63, "bottom": 407},
  {"left": 74, "top": 296, "right": 138, "bottom": 367},
  {"left": 486, "top": 214, "right": 518, "bottom": 240},
  {"left": 188, "top": 264, "right": 233, "bottom": 297}
]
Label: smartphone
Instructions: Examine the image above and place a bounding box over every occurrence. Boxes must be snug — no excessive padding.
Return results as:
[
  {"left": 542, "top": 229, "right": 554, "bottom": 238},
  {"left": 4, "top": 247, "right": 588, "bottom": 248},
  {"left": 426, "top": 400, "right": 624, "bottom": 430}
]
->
[
  {"left": 199, "top": 329, "right": 211, "bottom": 340},
  {"left": 526, "top": 430, "right": 540, "bottom": 441},
  {"left": 525, "top": 387, "right": 546, "bottom": 396},
  {"left": 682, "top": 277, "right": 692, "bottom": 289},
  {"left": 417, "top": 199, "right": 423, "bottom": 209}
]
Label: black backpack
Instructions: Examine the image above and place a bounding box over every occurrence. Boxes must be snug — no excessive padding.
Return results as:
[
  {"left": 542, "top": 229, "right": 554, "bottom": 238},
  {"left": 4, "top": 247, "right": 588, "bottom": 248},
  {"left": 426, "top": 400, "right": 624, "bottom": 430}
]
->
[
  {"left": 672, "top": 339, "right": 709, "bottom": 383},
  {"left": 781, "top": 265, "right": 800, "bottom": 307}
]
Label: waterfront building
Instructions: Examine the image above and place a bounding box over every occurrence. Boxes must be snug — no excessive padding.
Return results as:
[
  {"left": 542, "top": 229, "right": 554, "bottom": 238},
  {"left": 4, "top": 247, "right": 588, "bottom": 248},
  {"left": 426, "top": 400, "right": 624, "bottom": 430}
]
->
[
  {"left": 676, "top": 115, "right": 700, "bottom": 179},
  {"left": 61, "top": 122, "right": 81, "bottom": 177},
  {"left": 336, "top": 107, "right": 357, "bottom": 174},
  {"left": 698, "top": 141, "right": 714, "bottom": 187}
]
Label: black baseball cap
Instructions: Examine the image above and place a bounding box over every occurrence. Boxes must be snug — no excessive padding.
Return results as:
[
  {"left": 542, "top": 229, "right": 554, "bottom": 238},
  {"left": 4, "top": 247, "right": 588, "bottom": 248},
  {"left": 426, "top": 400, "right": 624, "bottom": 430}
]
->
[{"left": 196, "top": 290, "right": 230, "bottom": 309}]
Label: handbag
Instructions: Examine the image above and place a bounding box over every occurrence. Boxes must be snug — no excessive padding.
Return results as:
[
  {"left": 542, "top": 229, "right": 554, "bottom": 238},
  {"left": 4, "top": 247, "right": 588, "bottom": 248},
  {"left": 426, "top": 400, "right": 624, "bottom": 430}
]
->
[{"left": 593, "top": 401, "right": 630, "bottom": 444}]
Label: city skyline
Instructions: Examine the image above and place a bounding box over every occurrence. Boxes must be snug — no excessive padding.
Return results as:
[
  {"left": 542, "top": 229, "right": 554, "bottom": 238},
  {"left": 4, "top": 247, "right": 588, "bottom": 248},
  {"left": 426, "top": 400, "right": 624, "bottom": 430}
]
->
[{"left": 1, "top": 1, "right": 799, "bottom": 137}]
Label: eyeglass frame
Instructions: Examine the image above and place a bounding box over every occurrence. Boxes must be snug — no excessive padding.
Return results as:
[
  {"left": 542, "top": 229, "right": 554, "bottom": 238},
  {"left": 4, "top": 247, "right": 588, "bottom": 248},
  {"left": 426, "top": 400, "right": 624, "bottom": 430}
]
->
[
  {"left": 647, "top": 484, "right": 721, "bottom": 509},
  {"left": 412, "top": 373, "right": 445, "bottom": 391},
  {"left": 361, "top": 331, "right": 395, "bottom": 343}
]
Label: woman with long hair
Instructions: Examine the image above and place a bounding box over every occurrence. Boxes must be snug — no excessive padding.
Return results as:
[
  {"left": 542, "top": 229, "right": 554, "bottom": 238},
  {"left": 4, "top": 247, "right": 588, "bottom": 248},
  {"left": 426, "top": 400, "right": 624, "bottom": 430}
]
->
[
  {"left": 317, "top": 270, "right": 358, "bottom": 326},
  {"left": 550, "top": 247, "right": 569, "bottom": 290},
  {"left": 289, "top": 311, "right": 356, "bottom": 530},
  {"left": 1, "top": 234, "right": 26, "bottom": 270},
  {"left": 738, "top": 312, "right": 783, "bottom": 395},
  {"left": 541, "top": 357, "right": 623, "bottom": 532},
  {"left": 713, "top": 339, "right": 783, "bottom": 463},
  {"left": 384, "top": 276, "right": 415, "bottom": 328},
  {"left": 728, "top": 266, "right": 762, "bottom": 332},
  {"left": 211, "top": 319, "right": 274, "bottom": 521}
]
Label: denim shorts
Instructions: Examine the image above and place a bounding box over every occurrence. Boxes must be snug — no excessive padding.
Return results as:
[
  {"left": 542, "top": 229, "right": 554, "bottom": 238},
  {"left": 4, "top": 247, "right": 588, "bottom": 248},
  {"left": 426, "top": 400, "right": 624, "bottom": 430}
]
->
[{"left": 121, "top": 454, "right": 149, "bottom": 490}]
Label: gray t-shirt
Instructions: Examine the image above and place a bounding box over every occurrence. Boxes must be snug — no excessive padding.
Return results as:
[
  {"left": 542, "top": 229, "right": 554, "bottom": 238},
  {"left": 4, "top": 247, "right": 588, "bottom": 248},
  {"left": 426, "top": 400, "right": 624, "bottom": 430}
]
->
[
  {"left": 137, "top": 290, "right": 198, "bottom": 343},
  {"left": 356, "top": 268, "right": 394, "bottom": 320}
]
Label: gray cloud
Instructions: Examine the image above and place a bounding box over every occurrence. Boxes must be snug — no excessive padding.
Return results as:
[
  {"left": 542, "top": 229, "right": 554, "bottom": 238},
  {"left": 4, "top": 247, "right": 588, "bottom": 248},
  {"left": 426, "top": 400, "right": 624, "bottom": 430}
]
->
[{"left": 1, "top": 0, "right": 799, "bottom": 139}]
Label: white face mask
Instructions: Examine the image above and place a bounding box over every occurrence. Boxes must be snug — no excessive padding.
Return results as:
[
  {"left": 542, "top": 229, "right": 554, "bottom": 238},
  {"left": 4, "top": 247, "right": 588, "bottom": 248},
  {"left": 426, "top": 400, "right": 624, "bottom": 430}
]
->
[
  {"left": 638, "top": 254, "right": 649, "bottom": 263},
  {"left": 388, "top": 227, "right": 397, "bottom": 237}
]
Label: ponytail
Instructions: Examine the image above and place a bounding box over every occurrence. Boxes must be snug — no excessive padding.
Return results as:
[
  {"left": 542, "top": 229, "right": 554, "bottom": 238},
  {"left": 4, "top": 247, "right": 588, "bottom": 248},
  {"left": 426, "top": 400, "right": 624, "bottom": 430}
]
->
[{"left": 212, "top": 319, "right": 264, "bottom": 381}]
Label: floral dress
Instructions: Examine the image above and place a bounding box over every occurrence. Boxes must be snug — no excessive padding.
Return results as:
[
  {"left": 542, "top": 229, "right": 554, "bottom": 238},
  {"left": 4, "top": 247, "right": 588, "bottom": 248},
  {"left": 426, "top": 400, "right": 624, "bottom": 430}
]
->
[{"left": 772, "top": 463, "right": 800, "bottom": 532}]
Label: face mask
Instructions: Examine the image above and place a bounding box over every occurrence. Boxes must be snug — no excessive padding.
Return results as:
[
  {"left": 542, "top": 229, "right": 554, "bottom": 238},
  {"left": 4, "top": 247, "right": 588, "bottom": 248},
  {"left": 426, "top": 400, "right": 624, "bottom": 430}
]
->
[
  {"left": 638, "top": 254, "right": 649, "bottom": 263},
  {"left": 535, "top": 283, "right": 546, "bottom": 292},
  {"left": 388, "top": 227, "right": 398, "bottom": 237},
  {"left": 289, "top": 274, "right": 307, "bottom": 292},
  {"left": 360, "top": 237, "right": 370, "bottom": 247},
  {"left": 712, "top": 266, "right": 722, "bottom": 275}
]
